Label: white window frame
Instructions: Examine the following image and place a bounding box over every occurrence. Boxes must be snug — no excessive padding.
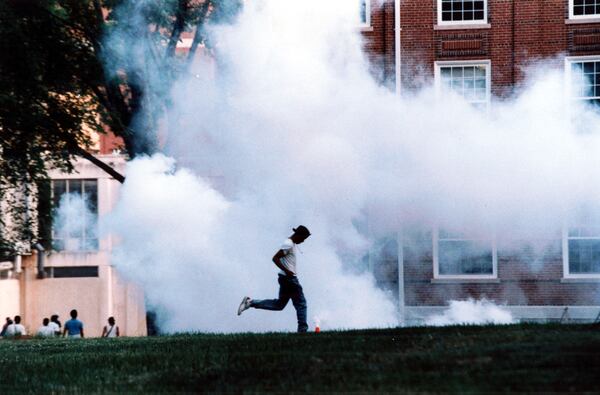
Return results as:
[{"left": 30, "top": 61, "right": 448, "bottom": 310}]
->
[
  {"left": 434, "top": 60, "right": 492, "bottom": 111},
  {"left": 359, "top": 0, "right": 371, "bottom": 27},
  {"left": 437, "top": 0, "right": 488, "bottom": 26},
  {"left": 433, "top": 229, "right": 498, "bottom": 280},
  {"left": 569, "top": 0, "right": 600, "bottom": 20},
  {"left": 562, "top": 227, "right": 600, "bottom": 279},
  {"left": 565, "top": 55, "right": 600, "bottom": 105}
]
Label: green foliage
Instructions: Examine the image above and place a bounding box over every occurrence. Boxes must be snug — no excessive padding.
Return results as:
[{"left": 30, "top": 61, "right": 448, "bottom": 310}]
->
[
  {"left": 0, "top": 0, "right": 242, "bottom": 249},
  {"left": 0, "top": 0, "right": 102, "bottom": 249},
  {"left": 0, "top": 324, "right": 600, "bottom": 392}
]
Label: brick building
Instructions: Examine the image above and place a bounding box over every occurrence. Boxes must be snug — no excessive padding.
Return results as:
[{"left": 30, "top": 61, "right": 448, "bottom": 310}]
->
[
  {"left": 361, "top": 0, "right": 600, "bottom": 323},
  {"left": 3, "top": 1, "right": 599, "bottom": 332}
]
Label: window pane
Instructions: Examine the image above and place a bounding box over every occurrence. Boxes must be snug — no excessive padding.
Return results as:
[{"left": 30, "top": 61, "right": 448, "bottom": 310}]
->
[
  {"left": 83, "top": 180, "right": 98, "bottom": 213},
  {"left": 359, "top": 0, "right": 367, "bottom": 24},
  {"left": 51, "top": 266, "right": 99, "bottom": 278},
  {"left": 474, "top": 10, "right": 484, "bottom": 19},
  {"left": 569, "top": 239, "right": 600, "bottom": 273},
  {"left": 69, "top": 179, "right": 82, "bottom": 196},
  {"left": 52, "top": 180, "right": 66, "bottom": 209},
  {"left": 439, "top": 240, "right": 493, "bottom": 275},
  {"left": 439, "top": 64, "right": 487, "bottom": 108}
]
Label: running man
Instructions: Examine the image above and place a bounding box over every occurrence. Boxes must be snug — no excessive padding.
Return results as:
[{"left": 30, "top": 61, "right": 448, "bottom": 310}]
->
[{"left": 237, "top": 225, "right": 311, "bottom": 332}]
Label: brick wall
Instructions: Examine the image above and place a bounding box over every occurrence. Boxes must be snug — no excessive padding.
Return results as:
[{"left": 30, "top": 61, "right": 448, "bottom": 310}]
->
[
  {"left": 361, "top": 0, "right": 397, "bottom": 88},
  {"left": 402, "top": 236, "right": 600, "bottom": 307},
  {"left": 397, "top": 0, "right": 600, "bottom": 97},
  {"left": 358, "top": 1, "right": 600, "bottom": 309}
]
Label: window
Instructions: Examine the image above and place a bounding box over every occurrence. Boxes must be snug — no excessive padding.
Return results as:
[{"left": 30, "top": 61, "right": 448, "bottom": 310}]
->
[
  {"left": 359, "top": 0, "right": 371, "bottom": 26},
  {"left": 435, "top": 61, "right": 491, "bottom": 111},
  {"left": 44, "top": 266, "right": 99, "bottom": 278},
  {"left": 566, "top": 57, "right": 600, "bottom": 111},
  {"left": 570, "top": 0, "right": 600, "bottom": 19},
  {"left": 438, "top": 0, "right": 487, "bottom": 25},
  {"left": 0, "top": 268, "right": 17, "bottom": 280},
  {"left": 563, "top": 209, "right": 600, "bottom": 278},
  {"left": 434, "top": 230, "right": 497, "bottom": 279},
  {"left": 51, "top": 179, "right": 98, "bottom": 251}
]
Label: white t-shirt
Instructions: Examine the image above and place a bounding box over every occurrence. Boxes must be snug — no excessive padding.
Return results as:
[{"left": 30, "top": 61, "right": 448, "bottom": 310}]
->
[
  {"left": 37, "top": 325, "right": 55, "bottom": 337},
  {"left": 104, "top": 325, "right": 118, "bottom": 338},
  {"left": 48, "top": 321, "right": 60, "bottom": 334},
  {"left": 278, "top": 238, "right": 298, "bottom": 276},
  {"left": 5, "top": 324, "right": 26, "bottom": 336}
]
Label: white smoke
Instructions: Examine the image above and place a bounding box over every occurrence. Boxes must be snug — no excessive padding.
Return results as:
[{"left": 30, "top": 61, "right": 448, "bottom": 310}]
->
[
  {"left": 105, "top": 0, "right": 600, "bottom": 332},
  {"left": 109, "top": 154, "right": 397, "bottom": 332},
  {"left": 424, "top": 299, "right": 516, "bottom": 326}
]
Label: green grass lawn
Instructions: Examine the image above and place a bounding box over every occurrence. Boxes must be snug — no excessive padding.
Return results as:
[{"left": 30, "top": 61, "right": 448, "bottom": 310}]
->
[{"left": 1, "top": 324, "right": 600, "bottom": 393}]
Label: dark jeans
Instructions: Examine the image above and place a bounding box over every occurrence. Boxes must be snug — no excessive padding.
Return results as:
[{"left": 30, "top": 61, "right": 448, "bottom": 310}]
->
[{"left": 251, "top": 274, "right": 308, "bottom": 332}]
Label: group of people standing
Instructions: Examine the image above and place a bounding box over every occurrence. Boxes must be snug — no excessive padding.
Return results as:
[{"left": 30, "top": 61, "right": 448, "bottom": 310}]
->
[{"left": 0, "top": 311, "right": 120, "bottom": 338}]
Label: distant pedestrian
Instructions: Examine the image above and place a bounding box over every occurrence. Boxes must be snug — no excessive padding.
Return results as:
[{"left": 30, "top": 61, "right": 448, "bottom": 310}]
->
[
  {"left": 1, "top": 317, "right": 12, "bottom": 337},
  {"left": 101, "top": 317, "right": 120, "bottom": 338},
  {"left": 238, "top": 225, "right": 311, "bottom": 332},
  {"left": 49, "top": 314, "right": 61, "bottom": 336},
  {"left": 37, "top": 318, "right": 55, "bottom": 337},
  {"left": 5, "top": 316, "right": 27, "bottom": 337},
  {"left": 63, "top": 309, "right": 84, "bottom": 338}
]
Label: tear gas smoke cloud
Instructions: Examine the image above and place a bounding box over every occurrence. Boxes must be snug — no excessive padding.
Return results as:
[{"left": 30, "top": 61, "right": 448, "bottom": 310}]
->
[
  {"left": 424, "top": 299, "right": 515, "bottom": 326},
  {"left": 105, "top": 0, "right": 600, "bottom": 332}
]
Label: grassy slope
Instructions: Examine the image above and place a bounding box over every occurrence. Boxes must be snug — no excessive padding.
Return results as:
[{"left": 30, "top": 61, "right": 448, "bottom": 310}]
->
[{"left": 1, "top": 324, "right": 600, "bottom": 393}]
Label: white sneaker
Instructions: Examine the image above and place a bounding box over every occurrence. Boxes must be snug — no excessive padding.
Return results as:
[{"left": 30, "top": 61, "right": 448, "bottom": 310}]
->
[{"left": 237, "top": 296, "right": 252, "bottom": 316}]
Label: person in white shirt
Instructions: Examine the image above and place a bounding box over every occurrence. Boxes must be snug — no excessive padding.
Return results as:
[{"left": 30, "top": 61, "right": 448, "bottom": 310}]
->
[
  {"left": 49, "top": 314, "right": 61, "bottom": 336},
  {"left": 37, "top": 318, "right": 55, "bottom": 337},
  {"left": 237, "top": 225, "right": 311, "bottom": 332},
  {"left": 5, "top": 315, "right": 26, "bottom": 337},
  {"left": 101, "top": 316, "right": 120, "bottom": 338}
]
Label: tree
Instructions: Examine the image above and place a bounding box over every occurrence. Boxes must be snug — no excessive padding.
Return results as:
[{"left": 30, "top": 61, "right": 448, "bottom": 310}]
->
[{"left": 0, "top": 0, "right": 241, "bottom": 251}]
